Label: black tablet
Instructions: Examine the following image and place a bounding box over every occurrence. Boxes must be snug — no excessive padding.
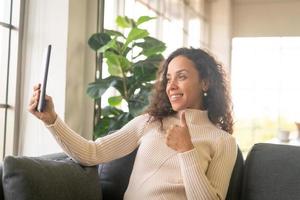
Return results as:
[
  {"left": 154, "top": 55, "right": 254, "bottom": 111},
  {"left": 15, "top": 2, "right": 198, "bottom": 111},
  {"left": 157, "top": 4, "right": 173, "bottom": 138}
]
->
[{"left": 37, "top": 45, "right": 52, "bottom": 112}]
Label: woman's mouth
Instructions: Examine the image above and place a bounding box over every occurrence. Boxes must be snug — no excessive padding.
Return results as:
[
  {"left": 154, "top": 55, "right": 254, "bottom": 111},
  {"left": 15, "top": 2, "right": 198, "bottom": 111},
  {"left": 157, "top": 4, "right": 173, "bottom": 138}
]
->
[{"left": 170, "top": 93, "right": 183, "bottom": 101}]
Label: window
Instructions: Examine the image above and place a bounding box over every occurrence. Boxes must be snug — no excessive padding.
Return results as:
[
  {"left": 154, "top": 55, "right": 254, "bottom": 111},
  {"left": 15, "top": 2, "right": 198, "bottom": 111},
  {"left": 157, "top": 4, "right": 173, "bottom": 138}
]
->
[
  {"left": 0, "top": 0, "right": 23, "bottom": 159},
  {"left": 231, "top": 37, "right": 300, "bottom": 154}
]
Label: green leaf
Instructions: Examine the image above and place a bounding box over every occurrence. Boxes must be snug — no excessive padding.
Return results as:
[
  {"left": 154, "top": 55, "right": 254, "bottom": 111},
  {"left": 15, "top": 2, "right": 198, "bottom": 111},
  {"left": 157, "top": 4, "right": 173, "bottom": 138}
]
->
[
  {"left": 94, "top": 109, "right": 133, "bottom": 138},
  {"left": 106, "top": 41, "right": 128, "bottom": 56},
  {"left": 108, "top": 118, "right": 124, "bottom": 131},
  {"left": 131, "top": 54, "right": 164, "bottom": 82},
  {"left": 101, "top": 106, "right": 124, "bottom": 117},
  {"left": 88, "top": 32, "right": 111, "bottom": 51},
  {"left": 146, "top": 54, "right": 165, "bottom": 64},
  {"left": 116, "top": 112, "right": 133, "bottom": 126},
  {"left": 119, "top": 56, "right": 131, "bottom": 71},
  {"left": 104, "top": 51, "right": 122, "bottom": 76},
  {"left": 135, "top": 36, "right": 166, "bottom": 57},
  {"left": 104, "top": 29, "right": 125, "bottom": 38},
  {"left": 93, "top": 106, "right": 125, "bottom": 137},
  {"left": 104, "top": 51, "right": 131, "bottom": 76},
  {"left": 136, "top": 16, "right": 155, "bottom": 26},
  {"left": 125, "top": 28, "right": 149, "bottom": 46},
  {"left": 128, "top": 87, "right": 152, "bottom": 116},
  {"left": 126, "top": 76, "right": 140, "bottom": 96},
  {"left": 132, "top": 62, "right": 157, "bottom": 82},
  {"left": 86, "top": 76, "right": 120, "bottom": 99},
  {"left": 122, "top": 45, "right": 132, "bottom": 57},
  {"left": 94, "top": 116, "right": 111, "bottom": 137},
  {"left": 108, "top": 96, "right": 123, "bottom": 106},
  {"left": 98, "top": 38, "right": 118, "bottom": 53},
  {"left": 112, "top": 41, "right": 131, "bottom": 56},
  {"left": 116, "top": 16, "right": 135, "bottom": 28}
]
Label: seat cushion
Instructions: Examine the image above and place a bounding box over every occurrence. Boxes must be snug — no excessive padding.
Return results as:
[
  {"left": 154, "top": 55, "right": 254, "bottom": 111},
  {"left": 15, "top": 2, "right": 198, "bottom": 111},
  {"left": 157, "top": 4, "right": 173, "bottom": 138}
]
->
[
  {"left": 2, "top": 153, "right": 102, "bottom": 200},
  {"left": 242, "top": 143, "right": 300, "bottom": 200}
]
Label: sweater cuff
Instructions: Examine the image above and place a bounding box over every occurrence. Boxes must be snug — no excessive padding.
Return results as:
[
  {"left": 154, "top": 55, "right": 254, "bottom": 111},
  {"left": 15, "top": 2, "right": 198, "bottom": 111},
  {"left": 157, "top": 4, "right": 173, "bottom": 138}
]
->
[
  {"left": 178, "top": 148, "right": 201, "bottom": 168},
  {"left": 45, "top": 116, "right": 61, "bottom": 128}
]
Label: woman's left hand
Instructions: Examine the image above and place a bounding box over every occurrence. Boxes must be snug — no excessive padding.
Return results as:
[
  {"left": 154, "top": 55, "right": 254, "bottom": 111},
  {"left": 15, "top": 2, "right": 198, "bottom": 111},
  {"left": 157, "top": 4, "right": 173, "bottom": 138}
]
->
[{"left": 165, "top": 111, "right": 194, "bottom": 153}]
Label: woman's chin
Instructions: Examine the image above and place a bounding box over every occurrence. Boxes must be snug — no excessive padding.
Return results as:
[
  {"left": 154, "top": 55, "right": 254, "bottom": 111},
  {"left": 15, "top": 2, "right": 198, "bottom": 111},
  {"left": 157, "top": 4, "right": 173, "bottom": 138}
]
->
[{"left": 171, "top": 105, "right": 186, "bottom": 112}]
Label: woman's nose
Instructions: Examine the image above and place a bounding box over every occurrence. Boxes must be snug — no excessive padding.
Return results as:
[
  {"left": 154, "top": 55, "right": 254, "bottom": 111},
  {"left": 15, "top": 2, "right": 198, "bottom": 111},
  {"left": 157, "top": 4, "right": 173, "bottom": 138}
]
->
[{"left": 168, "top": 80, "right": 178, "bottom": 90}]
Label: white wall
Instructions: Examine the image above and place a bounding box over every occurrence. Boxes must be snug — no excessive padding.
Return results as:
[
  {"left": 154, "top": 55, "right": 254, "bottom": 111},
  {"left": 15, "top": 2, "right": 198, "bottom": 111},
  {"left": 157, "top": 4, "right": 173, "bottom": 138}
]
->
[
  {"left": 207, "top": 0, "right": 232, "bottom": 69},
  {"left": 233, "top": 0, "right": 300, "bottom": 37},
  {"left": 65, "top": 0, "right": 97, "bottom": 140},
  {"left": 18, "top": 0, "right": 69, "bottom": 156}
]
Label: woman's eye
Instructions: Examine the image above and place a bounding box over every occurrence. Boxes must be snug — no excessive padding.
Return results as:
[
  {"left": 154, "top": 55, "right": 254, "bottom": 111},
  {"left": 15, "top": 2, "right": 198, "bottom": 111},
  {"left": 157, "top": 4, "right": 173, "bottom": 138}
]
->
[{"left": 178, "top": 75, "right": 186, "bottom": 80}]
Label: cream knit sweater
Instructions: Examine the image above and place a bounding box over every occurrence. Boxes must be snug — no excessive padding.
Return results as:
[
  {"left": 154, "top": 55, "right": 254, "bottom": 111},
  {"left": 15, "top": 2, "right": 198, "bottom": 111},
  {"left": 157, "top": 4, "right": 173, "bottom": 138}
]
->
[{"left": 47, "top": 109, "right": 237, "bottom": 200}]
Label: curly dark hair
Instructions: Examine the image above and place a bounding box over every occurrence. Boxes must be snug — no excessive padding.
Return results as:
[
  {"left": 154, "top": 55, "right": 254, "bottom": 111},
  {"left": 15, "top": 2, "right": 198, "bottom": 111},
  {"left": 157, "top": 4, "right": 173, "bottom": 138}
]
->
[{"left": 146, "top": 47, "right": 233, "bottom": 134}]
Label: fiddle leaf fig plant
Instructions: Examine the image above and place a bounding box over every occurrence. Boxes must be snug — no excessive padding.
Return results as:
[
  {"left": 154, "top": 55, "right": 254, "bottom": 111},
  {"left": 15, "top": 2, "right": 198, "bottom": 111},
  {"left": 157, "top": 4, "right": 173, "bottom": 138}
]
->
[{"left": 87, "top": 16, "right": 166, "bottom": 138}]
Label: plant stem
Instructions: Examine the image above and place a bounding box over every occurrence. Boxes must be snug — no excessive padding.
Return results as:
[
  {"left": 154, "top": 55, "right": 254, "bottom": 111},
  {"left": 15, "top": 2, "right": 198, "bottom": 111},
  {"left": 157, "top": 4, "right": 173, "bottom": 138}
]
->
[{"left": 121, "top": 69, "right": 128, "bottom": 101}]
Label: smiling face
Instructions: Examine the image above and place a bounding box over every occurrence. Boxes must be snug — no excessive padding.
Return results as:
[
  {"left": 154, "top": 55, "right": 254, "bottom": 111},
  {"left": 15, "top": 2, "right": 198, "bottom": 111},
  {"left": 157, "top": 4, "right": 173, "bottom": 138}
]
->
[{"left": 166, "top": 55, "right": 207, "bottom": 111}]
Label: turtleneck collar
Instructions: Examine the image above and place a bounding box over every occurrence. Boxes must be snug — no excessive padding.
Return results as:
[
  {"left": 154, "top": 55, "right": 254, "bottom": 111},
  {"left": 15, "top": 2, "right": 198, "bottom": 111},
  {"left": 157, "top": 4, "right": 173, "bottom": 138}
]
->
[{"left": 172, "top": 109, "right": 211, "bottom": 125}]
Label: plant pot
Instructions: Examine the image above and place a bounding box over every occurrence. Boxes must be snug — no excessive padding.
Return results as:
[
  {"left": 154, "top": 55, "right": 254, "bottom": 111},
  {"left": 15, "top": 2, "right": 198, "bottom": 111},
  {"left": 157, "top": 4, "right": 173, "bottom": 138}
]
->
[{"left": 277, "top": 130, "right": 290, "bottom": 142}]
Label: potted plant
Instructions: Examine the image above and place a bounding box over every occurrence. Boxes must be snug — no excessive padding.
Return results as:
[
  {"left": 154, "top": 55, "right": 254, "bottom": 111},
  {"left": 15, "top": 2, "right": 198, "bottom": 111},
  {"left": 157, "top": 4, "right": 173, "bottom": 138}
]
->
[{"left": 87, "top": 16, "right": 166, "bottom": 138}]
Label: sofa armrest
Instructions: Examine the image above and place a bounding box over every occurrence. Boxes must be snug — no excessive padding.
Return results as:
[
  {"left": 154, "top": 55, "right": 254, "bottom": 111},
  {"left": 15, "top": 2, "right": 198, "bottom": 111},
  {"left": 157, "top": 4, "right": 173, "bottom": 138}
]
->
[
  {"left": 242, "top": 143, "right": 300, "bottom": 200},
  {"left": 2, "top": 153, "right": 102, "bottom": 200}
]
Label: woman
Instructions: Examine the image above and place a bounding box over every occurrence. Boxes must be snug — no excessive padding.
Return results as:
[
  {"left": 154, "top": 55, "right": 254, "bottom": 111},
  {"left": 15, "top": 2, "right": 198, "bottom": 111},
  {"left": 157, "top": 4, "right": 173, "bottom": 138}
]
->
[{"left": 29, "top": 47, "right": 237, "bottom": 200}]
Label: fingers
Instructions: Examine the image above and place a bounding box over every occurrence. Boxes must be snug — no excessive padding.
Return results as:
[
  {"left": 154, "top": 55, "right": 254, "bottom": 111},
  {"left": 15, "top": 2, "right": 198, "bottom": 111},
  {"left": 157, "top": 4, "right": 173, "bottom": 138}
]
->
[
  {"left": 45, "top": 95, "right": 52, "bottom": 101},
  {"left": 44, "top": 95, "right": 54, "bottom": 109},
  {"left": 165, "top": 128, "right": 174, "bottom": 145},
  {"left": 28, "top": 84, "right": 58, "bottom": 124},
  {"left": 28, "top": 84, "right": 41, "bottom": 114},
  {"left": 28, "top": 99, "right": 38, "bottom": 111},
  {"left": 167, "top": 111, "right": 187, "bottom": 129},
  {"left": 28, "top": 90, "right": 39, "bottom": 111},
  {"left": 30, "top": 84, "right": 41, "bottom": 104},
  {"left": 165, "top": 135, "right": 176, "bottom": 149},
  {"left": 180, "top": 111, "right": 187, "bottom": 127},
  {"left": 33, "top": 83, "right": 41, "bottom": 90},
  {"left": 164, "top": 112, "right": 194, "bottom": 152}
]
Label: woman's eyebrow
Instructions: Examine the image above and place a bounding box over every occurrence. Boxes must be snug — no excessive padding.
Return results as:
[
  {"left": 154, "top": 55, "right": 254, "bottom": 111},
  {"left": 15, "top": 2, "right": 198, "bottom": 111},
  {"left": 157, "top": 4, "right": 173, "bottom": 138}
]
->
[
  {"left": 166, "top": 69, "right": 188, "bottom": 77},
  {"left": 176, "top": 69, "right": 188, "bottom": 74}
]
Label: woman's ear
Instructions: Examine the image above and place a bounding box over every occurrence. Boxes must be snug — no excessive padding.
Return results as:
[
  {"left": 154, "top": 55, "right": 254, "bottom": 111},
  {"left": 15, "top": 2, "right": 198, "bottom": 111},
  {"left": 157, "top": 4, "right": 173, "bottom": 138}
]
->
[{"left": 201, "top": 79, "right": 209, "bottom": 91}]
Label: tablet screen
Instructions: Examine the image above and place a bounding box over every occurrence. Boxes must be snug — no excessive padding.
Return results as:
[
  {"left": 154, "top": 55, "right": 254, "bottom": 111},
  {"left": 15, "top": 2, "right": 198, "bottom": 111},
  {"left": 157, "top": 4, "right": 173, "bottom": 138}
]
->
[{"left": 37, "top": 45, "right": 51, "bottom": 112}]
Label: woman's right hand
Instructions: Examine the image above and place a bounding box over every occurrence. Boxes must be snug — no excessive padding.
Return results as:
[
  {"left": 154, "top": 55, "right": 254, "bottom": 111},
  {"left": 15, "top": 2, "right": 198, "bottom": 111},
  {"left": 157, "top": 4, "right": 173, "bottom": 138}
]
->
[{"left": 28, "top": 84, "right": 57, "bottom": 125}]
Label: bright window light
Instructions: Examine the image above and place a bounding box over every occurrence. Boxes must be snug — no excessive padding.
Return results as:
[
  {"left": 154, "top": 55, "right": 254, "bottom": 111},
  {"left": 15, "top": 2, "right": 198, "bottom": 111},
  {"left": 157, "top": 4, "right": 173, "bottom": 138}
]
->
[{"left": 231, "top": 37, "right": 300, "bottom": 154}]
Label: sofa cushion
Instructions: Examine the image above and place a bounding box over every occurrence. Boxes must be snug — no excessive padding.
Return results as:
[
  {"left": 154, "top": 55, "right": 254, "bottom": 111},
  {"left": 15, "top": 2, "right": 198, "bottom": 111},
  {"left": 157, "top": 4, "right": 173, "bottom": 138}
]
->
[
  {"left": 98, "top": 148, "right": 138, "bottom": 200},
  {"left": 2, "top": 153, "right": 102, "bottom": 200},
  {"left": 225, "top": 147, "right": 244, "bottom": 200},
  {"left": 0, "top": 164, "right": 4, "bottom": 200},
  {"left": 242, "top": 143, "right": 300, "bottom": 200}
]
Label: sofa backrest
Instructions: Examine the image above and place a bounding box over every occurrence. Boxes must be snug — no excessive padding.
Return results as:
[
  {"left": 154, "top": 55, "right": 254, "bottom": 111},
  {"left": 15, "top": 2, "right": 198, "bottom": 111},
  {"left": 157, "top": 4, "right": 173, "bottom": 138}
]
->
[
  {"left": 98, "top": 149, "right": 138, "bottom": 200},
  {"left": 241, "top": 143, "right": 300, "bottom": 200},
  {"left": 0, "top": 164, "right": 3, "bottom": 200},
  {"left": 225, "top": 147, "right": 244, "bottom": 200}
]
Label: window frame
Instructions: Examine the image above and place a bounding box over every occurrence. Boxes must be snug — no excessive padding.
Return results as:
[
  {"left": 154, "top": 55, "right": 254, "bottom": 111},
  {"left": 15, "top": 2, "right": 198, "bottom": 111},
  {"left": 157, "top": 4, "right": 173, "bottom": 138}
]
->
[{"left": 0, "top": 0, "right": 24, "bottom": 159}]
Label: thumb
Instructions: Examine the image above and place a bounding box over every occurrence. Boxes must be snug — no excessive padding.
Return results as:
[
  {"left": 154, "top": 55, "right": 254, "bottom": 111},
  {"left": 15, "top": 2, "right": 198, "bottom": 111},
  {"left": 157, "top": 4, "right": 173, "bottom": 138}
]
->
[{"left": 180, "top": 111, "right": 187, "bottom": 127}]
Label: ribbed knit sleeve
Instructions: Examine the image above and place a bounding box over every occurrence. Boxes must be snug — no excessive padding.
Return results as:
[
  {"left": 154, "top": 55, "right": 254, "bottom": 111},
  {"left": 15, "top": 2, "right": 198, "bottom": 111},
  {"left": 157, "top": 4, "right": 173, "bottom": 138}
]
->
[
  {"left": 46, "top": 114, "right": 149, "bottom": 166},
  {"left": 178, "top": 135, "right": 237, "bottom": 200}
]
